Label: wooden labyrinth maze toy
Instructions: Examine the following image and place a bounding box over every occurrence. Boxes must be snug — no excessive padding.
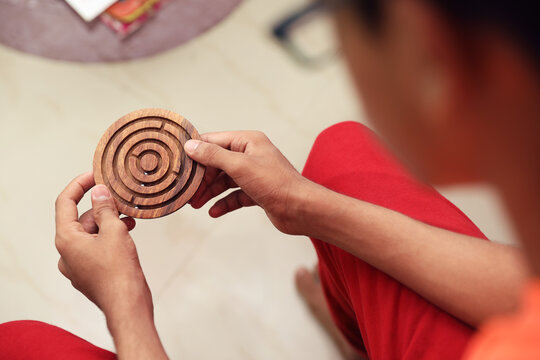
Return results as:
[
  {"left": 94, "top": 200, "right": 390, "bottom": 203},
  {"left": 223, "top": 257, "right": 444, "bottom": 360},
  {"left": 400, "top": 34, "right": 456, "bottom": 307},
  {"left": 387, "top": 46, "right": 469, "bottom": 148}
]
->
[{"left": 93, "top": 109, "right": 205, "bottom": 219}]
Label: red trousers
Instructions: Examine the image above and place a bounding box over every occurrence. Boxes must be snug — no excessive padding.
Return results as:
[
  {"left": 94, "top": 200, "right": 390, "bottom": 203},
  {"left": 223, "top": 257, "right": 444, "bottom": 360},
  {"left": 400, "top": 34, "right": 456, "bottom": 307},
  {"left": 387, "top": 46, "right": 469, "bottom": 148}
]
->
[
  {"left": 0, "top": 122, "right": 485, "bottom": 359},
  {"left": 302, "top": 122, "right": 486, "bottom": 359},
  {"left": 0, "top": 320, "right": 115, "bottom": 359}
]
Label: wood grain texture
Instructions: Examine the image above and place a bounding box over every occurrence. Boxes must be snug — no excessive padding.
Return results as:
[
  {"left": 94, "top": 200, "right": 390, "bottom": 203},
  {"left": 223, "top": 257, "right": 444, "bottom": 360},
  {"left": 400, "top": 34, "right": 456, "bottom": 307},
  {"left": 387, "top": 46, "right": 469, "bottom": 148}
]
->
[{"left": 93, "top": 109, "right": 205, "bottom": 219}]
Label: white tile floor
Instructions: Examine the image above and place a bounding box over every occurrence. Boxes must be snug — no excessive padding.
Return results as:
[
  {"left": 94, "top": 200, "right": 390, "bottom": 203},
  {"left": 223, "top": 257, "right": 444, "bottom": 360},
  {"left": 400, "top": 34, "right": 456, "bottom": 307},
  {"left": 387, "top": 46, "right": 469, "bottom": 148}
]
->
[{"left": 0, "top": 0, "right": 518, "bottom": 358}]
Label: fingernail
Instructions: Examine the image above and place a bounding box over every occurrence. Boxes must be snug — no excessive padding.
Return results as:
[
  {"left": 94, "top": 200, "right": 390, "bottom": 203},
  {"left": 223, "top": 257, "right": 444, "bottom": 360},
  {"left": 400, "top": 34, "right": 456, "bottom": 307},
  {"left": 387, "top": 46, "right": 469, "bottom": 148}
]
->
[
  {"left": 92, "top": 184, "right": 111, "bottom": 201},
  {"left": 184, "top": 140, "right": 200, "bottom": 153}
]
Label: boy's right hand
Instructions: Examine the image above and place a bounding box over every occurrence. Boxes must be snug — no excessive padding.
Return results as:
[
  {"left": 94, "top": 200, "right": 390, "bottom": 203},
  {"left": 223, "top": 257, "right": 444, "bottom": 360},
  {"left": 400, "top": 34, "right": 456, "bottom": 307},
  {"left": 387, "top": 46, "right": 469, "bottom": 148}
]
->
[{"left": 184, "top": 131, "right": 315, "bottom": 235}]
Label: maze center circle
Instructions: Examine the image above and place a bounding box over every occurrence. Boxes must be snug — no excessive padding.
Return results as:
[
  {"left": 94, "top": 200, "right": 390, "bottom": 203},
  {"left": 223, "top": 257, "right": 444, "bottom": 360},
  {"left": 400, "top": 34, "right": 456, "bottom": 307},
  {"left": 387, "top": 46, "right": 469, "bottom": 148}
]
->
[
  {"left": 93, "top": 109, "right": 205, "bottom": 219},
  {"left": 140, "top": 152, "right": 159, "bottom": 173}
]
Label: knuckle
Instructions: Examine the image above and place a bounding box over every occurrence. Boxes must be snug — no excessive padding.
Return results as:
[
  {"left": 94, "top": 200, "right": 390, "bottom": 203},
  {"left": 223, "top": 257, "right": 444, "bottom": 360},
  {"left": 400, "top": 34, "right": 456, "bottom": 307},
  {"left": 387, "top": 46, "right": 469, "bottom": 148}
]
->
[
  {"left": 92, "top": 207, "right": 104, "bottom": 218},
  {"left": 54, "top": 196, "right": 62, "bottom": 210},
  {"left": 103, "top": 218, "right": 127, "bottom": 234},
  {"left": 205, "top": 145, "right": 222, "bottom": 163},
  {"left": 93, "top": 205, "right": 112, "bottom": 218},
  {"left": 252, "top": 131, "right": 268, "bottom": 142},
  {"left": 228, "top": 157, "right": 248, "bottom": 174},
  {"left": 57, "top": 260, "right": 66, "bottom": 275},
  {"left": 55, "top": 235, "right": 66, "bottom": 254},
  {"left": 111, "top": 221, "right": 127, "bottom": 234},
  {"left": 123, "top": 238, "right": 137, "bottom": 252},
  {"left": 70, "top": 280, "right": 80, "bottom": 291}
]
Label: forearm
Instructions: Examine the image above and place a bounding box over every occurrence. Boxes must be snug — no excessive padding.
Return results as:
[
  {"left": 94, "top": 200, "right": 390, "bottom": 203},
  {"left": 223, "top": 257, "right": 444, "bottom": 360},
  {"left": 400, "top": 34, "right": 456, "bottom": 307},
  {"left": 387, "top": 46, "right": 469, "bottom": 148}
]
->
[
  {"left": 297, "top": 181, "right": 528, "bottom": 327},
  {"left": 106, "top": 292, "right": 168, "bottom": 359}
]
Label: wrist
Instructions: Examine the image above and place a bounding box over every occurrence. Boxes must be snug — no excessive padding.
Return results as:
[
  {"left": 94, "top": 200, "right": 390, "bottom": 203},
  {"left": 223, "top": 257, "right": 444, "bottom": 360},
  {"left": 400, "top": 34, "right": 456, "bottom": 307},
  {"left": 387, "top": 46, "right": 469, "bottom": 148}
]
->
[
  {"left": 283, "top": 178, "right": 327, "bottom": 235},
  {"left": 102, "top": 275, "right": 154, "bottom": 334},
  {"left": 294, "top": 180, "right": 352, "bottom": 242},
  {"left": 104, "top": 291, "right": 167, "bottom": 360},
  {"left": 106, "top": 291, "right": 154, "bottom": 335}
]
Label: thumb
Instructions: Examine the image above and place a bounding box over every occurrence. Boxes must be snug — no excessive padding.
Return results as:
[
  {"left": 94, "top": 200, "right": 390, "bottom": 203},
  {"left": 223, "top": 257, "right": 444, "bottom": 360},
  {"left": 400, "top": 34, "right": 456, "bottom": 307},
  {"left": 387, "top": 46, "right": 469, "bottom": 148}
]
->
[
  {"left": 184, "top": 140, "right": 241, "bottom": 174},
  {"left": 91, "top": 185, "right": 120, "bottom": 230}
]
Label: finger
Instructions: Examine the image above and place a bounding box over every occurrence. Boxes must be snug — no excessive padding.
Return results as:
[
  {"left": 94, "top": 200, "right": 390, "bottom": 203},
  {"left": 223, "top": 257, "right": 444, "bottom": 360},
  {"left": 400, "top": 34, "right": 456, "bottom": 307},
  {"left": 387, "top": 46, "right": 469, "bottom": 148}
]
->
[
  {"left": 120, "top": 217, "right": 136, "bottom": 232},
  {"left": 58, "top": 258, "right": 69, "bottom": 278},
  {"left": 78, "top": 211, "right": 135, "bottom": 233},
  {"left": 200, "top": 131, "right": 244, "bottom": 150},
  {"left": 79, "top": 209, "right": 98, "bottom": 234},
  {"left": 200, "top": 131, "right": 265, "bottom": 152},
  {"left": 184, "top": 140, "right": 244, "bottom": 175},
  {"left": 189, "top": 166, "right": 221, "bottom": 206},
  {"left": 209, "top": 190, "right": 256, "bottom": 218},
  {"left": 91, "top": 185, "right": 123, "bottom": 234},
  {"left": 55, "top": 172, "right": 95, "bottom": 228},
  {"left": 192, "top": 172, "right": 238, "bottom": 209}
]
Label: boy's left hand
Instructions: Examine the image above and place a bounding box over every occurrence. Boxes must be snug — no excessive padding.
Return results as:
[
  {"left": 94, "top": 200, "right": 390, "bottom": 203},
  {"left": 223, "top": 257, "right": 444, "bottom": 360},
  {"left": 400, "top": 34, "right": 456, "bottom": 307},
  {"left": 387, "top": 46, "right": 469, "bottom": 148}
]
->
[{"left": 54, "top": 172, "right": 153, "bottom": 320}]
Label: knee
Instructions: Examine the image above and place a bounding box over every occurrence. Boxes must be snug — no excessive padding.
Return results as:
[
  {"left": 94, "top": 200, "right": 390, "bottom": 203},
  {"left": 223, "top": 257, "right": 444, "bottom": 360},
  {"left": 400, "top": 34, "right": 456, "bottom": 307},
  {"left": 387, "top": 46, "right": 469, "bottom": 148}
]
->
[
  {"left": 0, "top": 320, "right": 58, "bottom": 340},
  {"left": 0, "top": 320, "right": 116, "bottom": 359},
  {"left": 0, "top": 320, "right": 47, "bottom": 354},
  {"left": 0, "top": 320, "right": 43, "bottom": 333},
  {"left": 312, "top": 121, "right": 372, "bottom": 153},
  {"left": 302, "top": 121, "right": 377, "bottom": 182}
]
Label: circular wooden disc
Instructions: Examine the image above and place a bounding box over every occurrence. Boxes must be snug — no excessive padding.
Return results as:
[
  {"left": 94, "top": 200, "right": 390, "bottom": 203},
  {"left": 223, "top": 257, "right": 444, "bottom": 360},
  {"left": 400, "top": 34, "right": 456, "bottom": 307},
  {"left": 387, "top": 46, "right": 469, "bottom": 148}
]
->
[{"left": 93, "top": 109, "right": 205, "bottom": 219}]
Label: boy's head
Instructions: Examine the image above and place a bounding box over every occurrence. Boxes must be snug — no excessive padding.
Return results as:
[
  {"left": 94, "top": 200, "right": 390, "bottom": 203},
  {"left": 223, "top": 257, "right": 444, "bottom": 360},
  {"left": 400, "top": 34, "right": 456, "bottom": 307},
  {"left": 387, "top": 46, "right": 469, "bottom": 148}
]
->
[{"left": 335, "top": 0, "right": 540, "bottom": 185}]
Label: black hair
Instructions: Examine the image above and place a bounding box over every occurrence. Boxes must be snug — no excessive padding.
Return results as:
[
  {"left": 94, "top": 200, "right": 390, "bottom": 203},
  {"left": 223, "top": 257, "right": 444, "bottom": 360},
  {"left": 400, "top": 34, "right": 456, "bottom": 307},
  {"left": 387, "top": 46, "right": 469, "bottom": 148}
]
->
[
  {"left": 354, "top": 0, "right": 540, "bottom": 62},
  {"left": 352, "top": 0, "right": 382, "bottom": 30}
]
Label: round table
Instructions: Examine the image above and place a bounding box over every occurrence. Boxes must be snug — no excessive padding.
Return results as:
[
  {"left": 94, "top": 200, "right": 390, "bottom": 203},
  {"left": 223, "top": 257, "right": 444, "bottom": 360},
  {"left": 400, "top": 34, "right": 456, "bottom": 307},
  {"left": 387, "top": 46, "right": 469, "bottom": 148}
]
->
[{"left": 0, "top": 0, "right": 242, "bottom": 62}]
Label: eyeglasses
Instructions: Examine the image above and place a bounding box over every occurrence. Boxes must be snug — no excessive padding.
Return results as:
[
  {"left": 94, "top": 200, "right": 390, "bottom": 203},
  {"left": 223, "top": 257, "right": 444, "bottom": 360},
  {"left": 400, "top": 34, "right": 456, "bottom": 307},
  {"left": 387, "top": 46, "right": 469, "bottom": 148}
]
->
[{"left": 272, "top": 1, "right": 340, "bottom": 68}]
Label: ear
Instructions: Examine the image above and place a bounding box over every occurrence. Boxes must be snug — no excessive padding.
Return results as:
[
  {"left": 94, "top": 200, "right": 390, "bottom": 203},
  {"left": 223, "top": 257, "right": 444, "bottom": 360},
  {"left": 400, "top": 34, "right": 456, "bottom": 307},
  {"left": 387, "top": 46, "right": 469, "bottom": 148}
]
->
[
  {"left": 378, "top": 0, "right": 487, "bottom": 183},
  {"left": 386, "top": 0, "right": 476, "bottom": 135}
]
